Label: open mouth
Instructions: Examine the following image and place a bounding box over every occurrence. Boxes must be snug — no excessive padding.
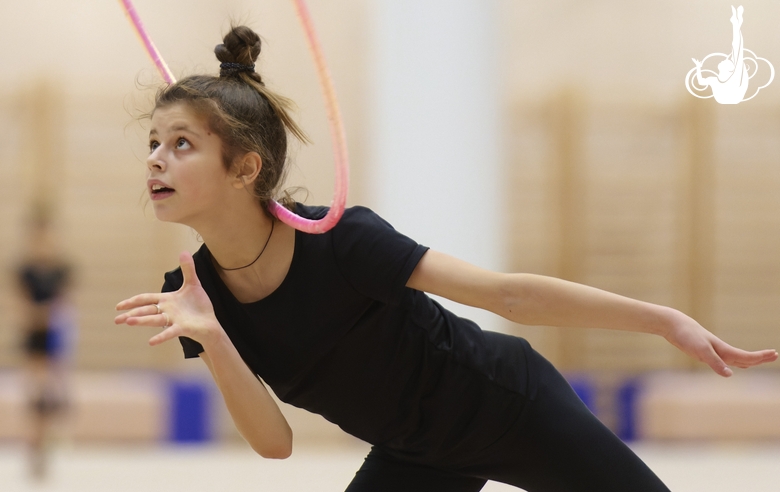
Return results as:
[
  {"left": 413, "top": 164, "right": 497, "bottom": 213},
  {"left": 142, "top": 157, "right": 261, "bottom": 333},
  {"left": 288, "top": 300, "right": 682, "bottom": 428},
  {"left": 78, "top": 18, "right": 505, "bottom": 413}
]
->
[{"left": 151, "top": 184, "right": 176, "bottom": 198}]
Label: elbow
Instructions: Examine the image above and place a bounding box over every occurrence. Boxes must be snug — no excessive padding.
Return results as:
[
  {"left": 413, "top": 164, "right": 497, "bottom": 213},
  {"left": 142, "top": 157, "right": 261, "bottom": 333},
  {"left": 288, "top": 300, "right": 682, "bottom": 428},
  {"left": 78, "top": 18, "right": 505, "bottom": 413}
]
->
[
  {"left": 252, "top": 430, "right": 293, "bottom": 460},
  {"left": 257, "top": 443, "right": 292, "bottom": 460}
]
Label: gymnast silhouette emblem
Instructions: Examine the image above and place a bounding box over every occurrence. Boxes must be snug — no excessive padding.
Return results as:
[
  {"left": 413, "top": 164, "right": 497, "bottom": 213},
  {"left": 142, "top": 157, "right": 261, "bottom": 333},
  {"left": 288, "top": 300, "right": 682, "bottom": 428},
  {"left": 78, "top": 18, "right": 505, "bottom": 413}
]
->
[{"left": 685, "top": 5, "right": 774, "bottom": 104}]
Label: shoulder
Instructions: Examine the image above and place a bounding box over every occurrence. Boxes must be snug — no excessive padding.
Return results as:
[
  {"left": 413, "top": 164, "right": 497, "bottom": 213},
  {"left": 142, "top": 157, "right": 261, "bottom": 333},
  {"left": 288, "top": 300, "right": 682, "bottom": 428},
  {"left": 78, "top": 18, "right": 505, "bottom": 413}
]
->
[
  {"left": 327, "top": 205, "right": 425, "bottom": 260},
  {"left": 293, "top": 202, "right": 381, "bottom": 223},
  {"left": 292, "top": 203, "right": 397, "bottom": 238},
  {"left": 333, "top": 206, "right": 397, "bottom": 234},
  {"left": 328, "top": 206, "right": 410, "bottom": 253},
  {"left": 292, "top": 202, "right": 330, "bottom": 221},
  {"left": 325, "top": 205, "right": 428, "bottom": 303}
]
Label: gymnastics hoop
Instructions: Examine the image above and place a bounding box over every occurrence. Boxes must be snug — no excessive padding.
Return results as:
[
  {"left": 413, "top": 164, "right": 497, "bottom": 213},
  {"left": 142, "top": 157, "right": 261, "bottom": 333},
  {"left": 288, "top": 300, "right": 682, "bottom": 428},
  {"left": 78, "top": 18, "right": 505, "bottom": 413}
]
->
[{"left": 118, "top": 0, "right": 349, "bottom": 234}]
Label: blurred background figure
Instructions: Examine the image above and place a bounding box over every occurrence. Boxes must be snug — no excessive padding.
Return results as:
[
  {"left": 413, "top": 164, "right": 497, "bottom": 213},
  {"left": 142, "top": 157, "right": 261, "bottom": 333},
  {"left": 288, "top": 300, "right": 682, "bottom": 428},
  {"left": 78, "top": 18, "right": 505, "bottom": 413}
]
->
[{"left": 13, "top": 205, "right": 74, "bottom": 480}]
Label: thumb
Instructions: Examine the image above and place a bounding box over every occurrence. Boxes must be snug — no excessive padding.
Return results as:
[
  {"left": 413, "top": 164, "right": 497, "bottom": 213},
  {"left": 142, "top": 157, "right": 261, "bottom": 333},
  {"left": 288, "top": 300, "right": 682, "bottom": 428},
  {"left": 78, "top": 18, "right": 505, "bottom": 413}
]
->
[
  {"left": 704, "top": 347, "right": 733, "bottom": 377},
  {"left": 179, "top": 251, "right": 201, "bottom": 288}
]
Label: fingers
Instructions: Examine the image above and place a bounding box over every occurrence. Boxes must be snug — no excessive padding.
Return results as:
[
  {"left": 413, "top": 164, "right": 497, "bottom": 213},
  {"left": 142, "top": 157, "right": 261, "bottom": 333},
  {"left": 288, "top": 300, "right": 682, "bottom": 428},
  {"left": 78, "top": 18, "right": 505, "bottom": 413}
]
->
[
  {"left": 680, "top": 333, "right": 731, "bottom": 377},
  {"left": 149, "top": 324, "right": 181, "bottom": 347},
  {"left": 114, "top": 304, "right": 161, "bottom": 324},
  {"left": 115, "top": 301, "right": 175, "bottom": 346},
  {"left": 121, "top": 313, "right": 170, "bottom": 328},
  {"left": 701, "top": 346, "right": 733, "bottom": 377},
  {"left": 179, "top": 251, "right": 201, "bottom": 288},
  {"left": 716, "top": 342, "right": 779, "bottom": 368},
  {"left": 114, "top": 297, "right": 179, "bottom": 346},
  {"left": 704, "top": 337, "right": 779, "bottom": 376},
  {"left": 118, "top": 251, "right": 197, "bottom": 311},
  {"left": 116, "top": 293, "right": 162, "bottom": 311}
]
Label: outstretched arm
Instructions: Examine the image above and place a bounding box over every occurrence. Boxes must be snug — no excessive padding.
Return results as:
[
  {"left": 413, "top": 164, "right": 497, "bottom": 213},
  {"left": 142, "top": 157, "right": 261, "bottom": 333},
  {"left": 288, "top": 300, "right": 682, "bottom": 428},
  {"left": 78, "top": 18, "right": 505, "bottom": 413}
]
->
[
  {"left": 115, "top": 252, "right": 292, "bottom": 459},
  {"left": 407, "top": 250, "right": 779, "bottom": 376}
]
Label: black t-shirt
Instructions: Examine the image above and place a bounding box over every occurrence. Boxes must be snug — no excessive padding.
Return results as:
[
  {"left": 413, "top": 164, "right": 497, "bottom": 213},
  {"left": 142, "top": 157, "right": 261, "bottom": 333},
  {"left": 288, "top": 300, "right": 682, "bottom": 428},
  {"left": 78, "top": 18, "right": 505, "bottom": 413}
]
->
[{"left": 162, "top": 205, "right": 532, "bottom": 464}]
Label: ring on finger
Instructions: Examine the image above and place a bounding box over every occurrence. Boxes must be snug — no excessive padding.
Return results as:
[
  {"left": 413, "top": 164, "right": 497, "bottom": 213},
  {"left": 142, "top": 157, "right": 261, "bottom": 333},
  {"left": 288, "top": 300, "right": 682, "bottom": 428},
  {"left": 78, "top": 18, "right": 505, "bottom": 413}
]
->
[
  {"left": 154, "top": 304, "right": 161, "bottom": 314},
  {"left": 163, "top": 313, "right": 170, "bottom": 328}
]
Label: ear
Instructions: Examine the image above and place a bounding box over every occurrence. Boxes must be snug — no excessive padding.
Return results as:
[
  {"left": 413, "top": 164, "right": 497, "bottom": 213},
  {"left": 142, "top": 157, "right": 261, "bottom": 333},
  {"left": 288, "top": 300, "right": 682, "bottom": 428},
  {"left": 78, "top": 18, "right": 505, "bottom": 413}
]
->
[{"left": 232, "top": 152, "right": 263, "bottom": 190}]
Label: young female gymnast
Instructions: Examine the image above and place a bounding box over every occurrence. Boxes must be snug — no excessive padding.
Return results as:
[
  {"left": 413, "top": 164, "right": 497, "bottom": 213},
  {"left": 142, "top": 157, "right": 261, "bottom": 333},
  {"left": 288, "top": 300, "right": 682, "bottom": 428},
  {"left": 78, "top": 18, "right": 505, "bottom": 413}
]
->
[
  {"left": 115, "top": 25, "right": 778, "bottom": 492},
  {"left": 16, "top": 208, "right": 72, "bottom": 479}
]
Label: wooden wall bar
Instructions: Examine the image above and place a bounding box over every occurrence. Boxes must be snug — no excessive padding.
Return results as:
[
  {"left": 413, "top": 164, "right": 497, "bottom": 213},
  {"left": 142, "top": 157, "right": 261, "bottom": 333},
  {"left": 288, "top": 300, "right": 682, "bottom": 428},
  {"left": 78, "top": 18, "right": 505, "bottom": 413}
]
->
[{"left": 549, "top": 88, "right": 588, "bottom": 370}]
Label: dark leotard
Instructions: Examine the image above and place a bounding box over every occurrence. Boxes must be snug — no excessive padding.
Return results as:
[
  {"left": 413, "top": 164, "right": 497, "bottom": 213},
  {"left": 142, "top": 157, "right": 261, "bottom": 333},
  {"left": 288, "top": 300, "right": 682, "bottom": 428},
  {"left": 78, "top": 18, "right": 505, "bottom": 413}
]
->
[{"left": 18, "top": 263, "right": 70, "bottom": 357}]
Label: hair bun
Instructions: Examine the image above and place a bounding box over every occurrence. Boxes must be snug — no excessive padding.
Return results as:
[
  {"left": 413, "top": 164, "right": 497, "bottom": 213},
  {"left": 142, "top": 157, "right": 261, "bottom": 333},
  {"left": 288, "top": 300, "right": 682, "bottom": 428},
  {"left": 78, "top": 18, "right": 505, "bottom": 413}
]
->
[{"left": 215, "top": 26, "right": 261, "bottom": 67}]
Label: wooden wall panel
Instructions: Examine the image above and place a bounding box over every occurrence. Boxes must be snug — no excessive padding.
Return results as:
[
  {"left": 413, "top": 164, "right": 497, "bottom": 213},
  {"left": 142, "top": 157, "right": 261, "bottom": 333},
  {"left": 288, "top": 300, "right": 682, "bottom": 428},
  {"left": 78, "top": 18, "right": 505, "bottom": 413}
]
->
[
  {"left": 0, "top": 94, "right": 26, "bottom": 369},
  {"left": 509, "top": 94, "right": 780, "bottom": 372},
  {"left": 4, "top": 82, "right": 779, "bottom": 374},
  {"left": 0, "top": 86, "right": 192, "bottom": 370},
  {"left": 713, "top": 106, "right": 780, "bottom": 353},
  {"left": 506, "top": 101, "right": 562, "bottom": 359},
  {"left": 59, "top": 94, "right": 189, "bottom": 369}
]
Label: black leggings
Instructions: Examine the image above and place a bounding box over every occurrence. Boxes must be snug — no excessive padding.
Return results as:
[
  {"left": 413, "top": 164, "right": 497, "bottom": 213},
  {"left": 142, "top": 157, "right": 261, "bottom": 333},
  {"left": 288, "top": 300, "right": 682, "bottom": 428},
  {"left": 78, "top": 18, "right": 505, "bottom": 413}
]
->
[{"left": 345, "top": 347, "right": 670, "bottom": 492}]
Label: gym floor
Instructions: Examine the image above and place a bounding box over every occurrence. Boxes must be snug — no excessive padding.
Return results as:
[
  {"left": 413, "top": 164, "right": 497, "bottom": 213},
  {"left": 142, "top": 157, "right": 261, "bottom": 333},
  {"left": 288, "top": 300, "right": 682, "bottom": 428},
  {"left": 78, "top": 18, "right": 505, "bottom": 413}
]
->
[{"left": 1, "top": 441, "right": 778, "bottom": 491}]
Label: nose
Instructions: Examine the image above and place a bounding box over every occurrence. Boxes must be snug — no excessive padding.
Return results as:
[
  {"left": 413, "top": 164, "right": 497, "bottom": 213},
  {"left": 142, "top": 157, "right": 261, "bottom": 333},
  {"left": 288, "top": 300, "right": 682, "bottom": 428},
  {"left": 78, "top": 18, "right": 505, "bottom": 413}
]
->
[{"left": 147, "top": 146, "right": 166, "bottom": 172}]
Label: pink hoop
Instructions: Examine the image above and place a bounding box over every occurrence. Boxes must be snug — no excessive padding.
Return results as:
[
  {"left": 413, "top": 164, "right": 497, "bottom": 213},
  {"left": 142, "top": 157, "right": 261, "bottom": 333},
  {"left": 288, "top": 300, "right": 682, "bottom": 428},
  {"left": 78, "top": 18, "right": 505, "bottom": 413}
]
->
[{"left": 119, "top": 0, "right": 349, "bottom": 234}]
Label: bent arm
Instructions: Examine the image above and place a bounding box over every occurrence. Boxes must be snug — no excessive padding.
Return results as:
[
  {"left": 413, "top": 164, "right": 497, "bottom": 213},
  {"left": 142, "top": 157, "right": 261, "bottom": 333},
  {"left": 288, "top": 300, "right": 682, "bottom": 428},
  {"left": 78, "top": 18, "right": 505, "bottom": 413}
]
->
[
  {"left": 116, "top": 251, "right": 293, "bottom": 458},
  {"left": 200, "top": 327, "right": 292, "bottom": 459},
  {"left": 199, "top": 327, "right": 293, "bottom": 459}
]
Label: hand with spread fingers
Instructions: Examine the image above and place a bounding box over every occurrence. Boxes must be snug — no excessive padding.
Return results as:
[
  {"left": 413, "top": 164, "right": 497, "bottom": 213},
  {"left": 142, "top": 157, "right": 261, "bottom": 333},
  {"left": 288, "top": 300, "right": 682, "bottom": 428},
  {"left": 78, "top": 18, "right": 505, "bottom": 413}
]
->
[
  {"left": 115, "top": 251, "right": 221, "bottom": 349},
  {"left": 661, "top": 309, "right": 779, "bottom": 377}
]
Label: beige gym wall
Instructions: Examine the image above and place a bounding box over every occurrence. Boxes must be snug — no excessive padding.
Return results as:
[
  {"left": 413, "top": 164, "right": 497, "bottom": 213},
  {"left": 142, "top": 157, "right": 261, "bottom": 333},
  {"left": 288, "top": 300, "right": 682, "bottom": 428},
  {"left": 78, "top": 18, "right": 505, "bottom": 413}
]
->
[{"left": 1, "top": 0, "right": 779, "bottom": 376}]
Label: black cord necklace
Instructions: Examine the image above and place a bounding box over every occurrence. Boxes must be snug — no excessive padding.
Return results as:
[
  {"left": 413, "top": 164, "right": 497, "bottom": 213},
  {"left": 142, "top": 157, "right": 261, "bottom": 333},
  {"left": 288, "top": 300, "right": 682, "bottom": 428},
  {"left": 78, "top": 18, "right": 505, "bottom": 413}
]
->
[{"left": 215, "top": 220, "right": 275, "bottom": 271}]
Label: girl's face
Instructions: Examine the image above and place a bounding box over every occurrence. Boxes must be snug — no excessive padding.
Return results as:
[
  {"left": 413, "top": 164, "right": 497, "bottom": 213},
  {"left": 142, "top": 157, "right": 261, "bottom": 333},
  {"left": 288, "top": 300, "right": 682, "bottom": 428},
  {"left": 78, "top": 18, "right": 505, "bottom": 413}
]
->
[{"left": 147, "top": 103, "right": 233, "bottom": 226}]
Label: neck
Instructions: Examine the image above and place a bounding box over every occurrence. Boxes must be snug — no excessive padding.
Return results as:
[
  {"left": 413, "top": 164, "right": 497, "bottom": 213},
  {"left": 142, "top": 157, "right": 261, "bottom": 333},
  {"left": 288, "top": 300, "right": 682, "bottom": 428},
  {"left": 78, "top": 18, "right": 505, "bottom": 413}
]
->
[{"left": 190, "top": 201, "right": 275, "bottom": 271}]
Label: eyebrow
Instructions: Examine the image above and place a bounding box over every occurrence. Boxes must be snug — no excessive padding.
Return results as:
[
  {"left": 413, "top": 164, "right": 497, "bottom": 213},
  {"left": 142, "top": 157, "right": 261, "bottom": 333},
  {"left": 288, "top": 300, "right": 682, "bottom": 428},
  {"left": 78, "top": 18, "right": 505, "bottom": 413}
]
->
[{"left": 149, "top": 124, "right": 201, "bottom": 137}]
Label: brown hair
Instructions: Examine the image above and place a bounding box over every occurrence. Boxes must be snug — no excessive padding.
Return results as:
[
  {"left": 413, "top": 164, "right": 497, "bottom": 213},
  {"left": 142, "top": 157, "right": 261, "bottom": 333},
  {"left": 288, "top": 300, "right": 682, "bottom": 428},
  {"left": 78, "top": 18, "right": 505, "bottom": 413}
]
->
[{"left": 153, "top": 25, "right": 308, "bottom": 214}]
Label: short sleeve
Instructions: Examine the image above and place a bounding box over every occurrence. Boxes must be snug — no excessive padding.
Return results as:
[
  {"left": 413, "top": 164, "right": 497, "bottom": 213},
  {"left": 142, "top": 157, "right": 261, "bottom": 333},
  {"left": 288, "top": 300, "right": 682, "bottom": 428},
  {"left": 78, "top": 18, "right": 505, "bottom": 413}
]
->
[
  {"left": 162, "top": 269, "right": 204, "bottom": 359},
  {"left": 331, "top": 207, "right": 429, "bottom": 304}
]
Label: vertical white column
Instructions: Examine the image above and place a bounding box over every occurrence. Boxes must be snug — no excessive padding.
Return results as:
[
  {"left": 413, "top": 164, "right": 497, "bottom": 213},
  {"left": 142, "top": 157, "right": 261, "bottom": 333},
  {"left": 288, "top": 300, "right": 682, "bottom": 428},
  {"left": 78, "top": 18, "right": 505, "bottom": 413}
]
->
[{"left": 370, "top": 0, "right": 505, "bottom": 331}]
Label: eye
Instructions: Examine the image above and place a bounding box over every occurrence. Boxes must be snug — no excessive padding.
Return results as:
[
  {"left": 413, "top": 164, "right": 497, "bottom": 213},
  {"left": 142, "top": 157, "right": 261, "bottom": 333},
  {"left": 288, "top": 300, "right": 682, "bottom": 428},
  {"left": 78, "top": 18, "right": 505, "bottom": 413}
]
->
[
  {"left": 149, "top": 140, "right": 160, "bottom": 153},
  {"left": 176, "top": 137, "right": 191, "bottom": 150}
]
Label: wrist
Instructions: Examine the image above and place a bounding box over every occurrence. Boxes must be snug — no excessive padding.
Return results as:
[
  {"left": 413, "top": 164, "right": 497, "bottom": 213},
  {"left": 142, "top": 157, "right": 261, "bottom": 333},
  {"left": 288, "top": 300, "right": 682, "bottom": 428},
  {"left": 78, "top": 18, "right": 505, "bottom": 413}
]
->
[
  {"left": 649, "top": 305, "right": 683, "bottom": 338},
  {"left": 199, "top": 319, "right": 229, "bottom": 352}
]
